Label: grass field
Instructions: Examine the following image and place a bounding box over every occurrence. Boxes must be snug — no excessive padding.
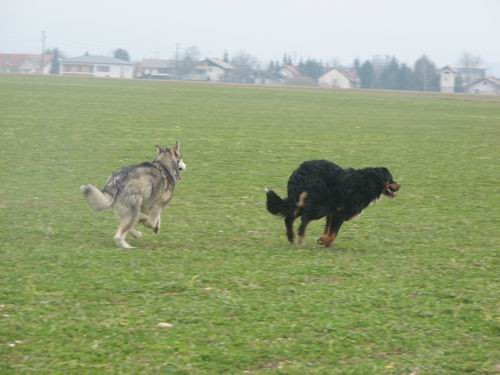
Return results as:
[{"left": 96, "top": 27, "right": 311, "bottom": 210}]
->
[{"left": 0, "top": 75, "right": 499, "bottom": 374}]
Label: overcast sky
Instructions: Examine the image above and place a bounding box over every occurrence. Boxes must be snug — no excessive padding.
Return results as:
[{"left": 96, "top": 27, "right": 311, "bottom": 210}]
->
[{"left": 1, "top": 0, "right": 499, "bottom": 71}]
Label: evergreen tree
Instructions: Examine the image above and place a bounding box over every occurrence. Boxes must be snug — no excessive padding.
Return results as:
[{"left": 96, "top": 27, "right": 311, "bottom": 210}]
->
[
  {"left": 399, "top": 63, "right": 415, "bottom": 90},
  {"left": 267, "top": 60, "right": 275, "bottom": 73},
  {"left": 359, "top": 60, "right": 375, "bottom": 89},
  {"left": 223, "top": 50, "right": 229, "bottom": 63},
  {"left": 114, "top": 48, "right": 130, "bottom": 62},
  {"left": 49, "top": 48, "right": 61, "bottom": 74},
  {"left": 353, "top": 58, "right": 361, "bottom": 76},
  {"left": 380, "top": 57, "right": 401, "bottom": 90},
  {"left": 414, "top": 55, "right": 439, "bottom": 91},
  {"left": 298, "top": 59, "right": 324, "bottom": 80},
  {"left": 282, "top": 53, "right": 288, "bottom": 65}
]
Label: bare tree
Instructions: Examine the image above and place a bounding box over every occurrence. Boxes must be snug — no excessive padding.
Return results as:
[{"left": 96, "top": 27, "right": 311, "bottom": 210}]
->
[
  {"left": 458, "top": 52, "right": 483, "bottom": 69},
  {"left": 458, "top": 52, "right": 484, "bottom": 84},
  {"left": 177, "top": 45, "right": 201, "bottom": 76},
  {"left": 328, "top": 57, "right": 342, "bottom": 67},
  {"left": 231, "top": 51, "right": 259, "bottom": 83}
]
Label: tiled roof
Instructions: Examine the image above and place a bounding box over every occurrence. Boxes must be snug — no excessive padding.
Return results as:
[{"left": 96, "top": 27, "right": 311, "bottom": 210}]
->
[
  {"left": 202, "top": 58, "right": 235, "bottom": 70},
  {"left": 62, "top": 55, "right": 133, "bottom": 65},
  {"left": 464, "top": 76, "right": 500, "bottom": 88},
  {"left": 0, "top": 53, "right": 52, "bottom": 69}
]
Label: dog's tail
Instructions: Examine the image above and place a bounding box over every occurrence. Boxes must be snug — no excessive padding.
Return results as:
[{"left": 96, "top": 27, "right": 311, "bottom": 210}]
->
[
  {"left": 80, "top": 184, "right": 114, "bottom": 211},
  {"left": 265, "top": 188, "right": 291, "bottom": 217}
]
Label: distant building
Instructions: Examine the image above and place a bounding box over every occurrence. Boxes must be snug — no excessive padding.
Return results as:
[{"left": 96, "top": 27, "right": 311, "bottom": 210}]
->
[
  {"left": 188, "top": 58, "right": 235, "bottom": 81},
  {"left": 60, "top": 55, "right": 134, "bottom": 79},
  {"left": 463, "top": 76, "right": 500, "bottom": 95},
  {"left": 277, "top": 64, "right": 301, "bottom": 81},
  {"left": 135, "top": 59, "right": 178, "bottom": 79},
  {"left": 318, "top": 68, "right": 359, "bottom": 89},
  {"left": 440, "top": 66, "right": 456, "bottom": 93},
  {"left": 0, "top": 53, "right": 52, "bottom": 74},
  {"left": 440, "top": 65, "right": 486, "bottom": 93}
]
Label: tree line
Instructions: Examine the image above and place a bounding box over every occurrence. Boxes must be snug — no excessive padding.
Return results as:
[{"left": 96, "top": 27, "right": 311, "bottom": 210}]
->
[{"left": 47, "top": 46, "right": 482, "bottom": 92}]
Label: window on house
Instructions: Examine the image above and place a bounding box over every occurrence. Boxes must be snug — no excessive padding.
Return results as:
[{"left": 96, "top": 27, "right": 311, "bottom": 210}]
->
[
  {"left": 97, "top": 65, "right": 110, "bottom": 72},
  {"left": 70, "top": 64, "right": 92, "bottom": 72}
]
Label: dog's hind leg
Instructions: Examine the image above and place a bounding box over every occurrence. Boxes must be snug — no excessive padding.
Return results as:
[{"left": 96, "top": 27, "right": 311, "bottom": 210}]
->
[
  {"left": 284, "top": 214, "right": 296, "bottom": 244},
  {"left": 113, "top": 199, "right": 141, "bottom": 249},
  {"left": 297, "top": 215, "right": 312, "bottom": 245}
]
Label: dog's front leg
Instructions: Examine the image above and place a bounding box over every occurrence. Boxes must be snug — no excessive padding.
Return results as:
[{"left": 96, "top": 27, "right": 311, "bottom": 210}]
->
[
  {"left": 317, "top": 215, "right": 344, "bottom": 248},
  {"left": 144, "top": 206, "right": 162, "bottom": 234},
  {"left": 153, "top": 214, "right": 161, "bottom": 234},
  {"left": 129, "top": 227, "right": 143, "bottom": 239},
  {"left": 138, "top": 213, "right": 154, "bottom": 228}
]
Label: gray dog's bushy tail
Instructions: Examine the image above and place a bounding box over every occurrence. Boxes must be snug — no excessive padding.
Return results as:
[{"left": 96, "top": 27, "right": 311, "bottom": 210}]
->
[
  {"left": 80, "top": 184, "right": 113, "bottom": 211},
  {"left": 265, "top": 188, "right": 290, "bottom": 217}
]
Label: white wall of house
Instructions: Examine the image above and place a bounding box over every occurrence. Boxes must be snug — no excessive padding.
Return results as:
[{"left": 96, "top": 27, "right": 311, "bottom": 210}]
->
[
  {"left": 440, "top": 68, "right": 456, "bottom": 93},
  {"left": 188, "top": 65, "right": 228, "bottom": 81},
  {"left": 206, "top": 66, "right": 225, "bottom": 81},
  {"left": 318, "top": 69, "right": 352, "bottom": 88},
  {"left": 94, "top": 64, "right": 133, "bottom": 78},
  {"left": 61, "top": 63, "right": 133, "bottom": 78},
  {"left": 464, "top": 79, "right": 500, "bottom": 95}
]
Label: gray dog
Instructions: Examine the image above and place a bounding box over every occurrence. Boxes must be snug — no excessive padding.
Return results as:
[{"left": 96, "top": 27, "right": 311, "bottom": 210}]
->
[{"left": 81, "top": 141, "right": 186, "bottom": 249}]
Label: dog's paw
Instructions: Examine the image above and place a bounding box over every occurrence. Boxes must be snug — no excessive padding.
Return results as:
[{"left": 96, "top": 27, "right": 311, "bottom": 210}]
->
[
  {"left": 114, "top": 237, "right": 135, "bottom": 249},
  {"left": 153, "top": 226, "right": 160, "bottom": 234},
  {"left": 317, "top": 236, "right": 334, "bottom": 248},
  {"left": 130, "top": 229, "right": 143, "bottom": 239}
]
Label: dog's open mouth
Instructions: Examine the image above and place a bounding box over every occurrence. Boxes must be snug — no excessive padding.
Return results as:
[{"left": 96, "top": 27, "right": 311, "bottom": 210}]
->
[{"left": 383, "top": 182, "right": 400, "bottom": 198}]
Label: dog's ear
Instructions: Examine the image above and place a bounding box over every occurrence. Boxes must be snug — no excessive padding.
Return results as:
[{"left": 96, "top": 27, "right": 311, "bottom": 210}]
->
[
  {"left": 155, "top": 144, "right": 166, "bottom": 154},
  {"left": 171, "top": 140, "right": 181, "bottom": 156}
]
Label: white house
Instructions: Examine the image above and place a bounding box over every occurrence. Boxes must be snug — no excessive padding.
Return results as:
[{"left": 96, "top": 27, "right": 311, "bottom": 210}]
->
[
  {"left": 60, "top": 55, "right": 134, "bottom": 79},
  {"left": 463, "top": 77, "right": 500, "bottom": 95},
  {"left": 318, "top": 68, "right": 359, "bottom": 89},
  {"left": 188, "top": 58, "right": 235, "bottom": 81},
  {"left": 440, "top": 66, "right": 456, "bottom": 93},
  {"left": 277, "top": 64, "right": 301, "bottom": 81},
  {"left": 440, "top": 65, "right": 486, "bottom": 93},
  {"left": 0, "top": 53, "right": 52, "bottom": 74}
]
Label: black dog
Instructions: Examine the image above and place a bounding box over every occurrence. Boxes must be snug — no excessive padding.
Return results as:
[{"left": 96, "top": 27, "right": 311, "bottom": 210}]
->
[{"left": 266, "top": 160, "right": 400, "bottom": 247}]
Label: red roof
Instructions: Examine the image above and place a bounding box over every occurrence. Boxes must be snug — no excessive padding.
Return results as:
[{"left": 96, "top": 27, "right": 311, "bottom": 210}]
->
[{"left": 0, "top": 53, "right": 52, "bottom": 70}]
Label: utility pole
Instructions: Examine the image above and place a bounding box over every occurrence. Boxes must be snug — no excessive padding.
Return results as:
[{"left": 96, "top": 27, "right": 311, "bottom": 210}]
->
[{"left": 40, "top": 31, "right": 46, "bottom": 74}]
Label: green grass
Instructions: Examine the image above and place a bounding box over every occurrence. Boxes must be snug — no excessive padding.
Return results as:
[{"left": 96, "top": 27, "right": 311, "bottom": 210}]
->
[{"left": 0, "top": 75, "right": 499, "bottom": 374}]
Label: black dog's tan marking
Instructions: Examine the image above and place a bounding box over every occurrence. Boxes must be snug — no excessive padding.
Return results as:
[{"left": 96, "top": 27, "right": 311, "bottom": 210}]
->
[
  {"left": 266, "top": 160, "right": 400, "bottom": 247},
  {"left": 297, "top": 192, "right": 308, "bottom": 208}
]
